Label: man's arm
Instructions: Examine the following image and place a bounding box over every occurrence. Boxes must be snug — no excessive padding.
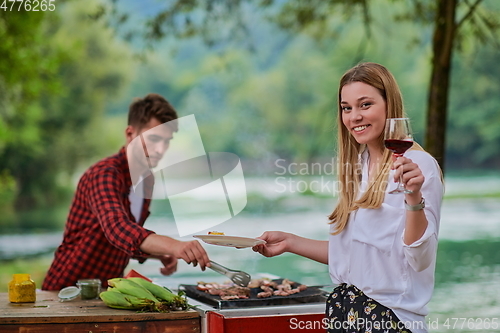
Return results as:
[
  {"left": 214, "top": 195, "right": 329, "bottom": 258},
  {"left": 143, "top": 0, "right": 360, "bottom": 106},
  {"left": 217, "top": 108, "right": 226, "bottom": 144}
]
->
[{"left": 88, "top": 167, "right": 210, "bottom": 270}]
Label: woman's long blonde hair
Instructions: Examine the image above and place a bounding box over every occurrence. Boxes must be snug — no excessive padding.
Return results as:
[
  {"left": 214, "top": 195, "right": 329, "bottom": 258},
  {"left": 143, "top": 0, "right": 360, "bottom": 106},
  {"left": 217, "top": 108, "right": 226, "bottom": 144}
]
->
[{"left": 328, "top": 62, "right": 424, "bottom": 234}]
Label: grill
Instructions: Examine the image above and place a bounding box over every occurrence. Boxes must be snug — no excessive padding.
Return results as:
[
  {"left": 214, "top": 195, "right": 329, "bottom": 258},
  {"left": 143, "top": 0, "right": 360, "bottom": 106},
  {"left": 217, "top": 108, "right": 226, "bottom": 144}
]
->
[{"left": 180, "top": 279, "right": 327, "bottom": 310}]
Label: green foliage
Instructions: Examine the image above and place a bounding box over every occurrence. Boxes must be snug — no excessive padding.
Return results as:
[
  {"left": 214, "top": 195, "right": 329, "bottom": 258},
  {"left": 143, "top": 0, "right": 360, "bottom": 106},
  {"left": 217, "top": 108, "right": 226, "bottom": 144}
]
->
[
  {"left": 0, "top": 170, "right": 17, "bottom": 227},
  {"left": 106, "top": 0, "right": 500, "bottom": 172},
  {"left": 0, "top": 9, "right": 58, "bottom": 209},
  {"left": 0, "top": 11, "right": 56, "bottom": 99},
  {"left": 448, "top": 45, "right": 500, "bottom": 168},
  {"left": 0, "top": 170, "right": 16, "bottom": 204},
  {"left": 102, "top": 0, "right": 497, "bottom": 172},
  {"left": 157, "top": 2, "right": 432, "bottom": 166},
  {"left": 0, "top": 0, "right": 136, "bottom": 210}
]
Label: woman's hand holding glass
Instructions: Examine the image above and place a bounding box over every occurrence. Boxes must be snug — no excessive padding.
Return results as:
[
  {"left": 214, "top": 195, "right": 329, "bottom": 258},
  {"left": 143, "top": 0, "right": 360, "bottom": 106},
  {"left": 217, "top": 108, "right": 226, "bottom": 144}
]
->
[{"left": 391, "top": 155, "right": 425, "bottom": 200}]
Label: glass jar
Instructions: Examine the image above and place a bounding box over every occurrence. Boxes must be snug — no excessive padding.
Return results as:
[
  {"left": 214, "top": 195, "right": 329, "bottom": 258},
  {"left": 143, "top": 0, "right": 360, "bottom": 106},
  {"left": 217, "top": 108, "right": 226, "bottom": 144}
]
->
[
  {"left": 9, "top": 274, "right": 36, "bottom": 303},
  {"left": 77, "top": 279, "right": 101, "bottom": 300}
]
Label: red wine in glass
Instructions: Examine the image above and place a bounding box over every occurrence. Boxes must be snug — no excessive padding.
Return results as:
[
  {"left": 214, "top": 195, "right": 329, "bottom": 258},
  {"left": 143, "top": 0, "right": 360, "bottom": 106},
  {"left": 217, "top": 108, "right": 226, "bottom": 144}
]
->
[
  {"left": 384, "top": 139, "right": 413, "bottom": 156},
  {"left": 384, "top": 118, "right": 413, "bottom": 194}
]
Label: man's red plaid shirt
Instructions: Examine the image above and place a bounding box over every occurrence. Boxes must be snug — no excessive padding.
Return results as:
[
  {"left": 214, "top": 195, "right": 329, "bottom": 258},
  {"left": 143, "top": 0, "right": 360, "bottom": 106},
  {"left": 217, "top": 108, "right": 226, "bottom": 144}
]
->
[{"left": 42, "top": 147, "right": 155, "bottom": 290}]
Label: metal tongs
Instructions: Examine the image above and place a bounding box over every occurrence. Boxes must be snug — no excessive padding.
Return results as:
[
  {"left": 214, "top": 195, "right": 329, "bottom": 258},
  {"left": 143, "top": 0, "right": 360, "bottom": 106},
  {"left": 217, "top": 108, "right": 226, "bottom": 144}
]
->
[{"left": 208, "top": 260, "right": 251, "bottom": 287}]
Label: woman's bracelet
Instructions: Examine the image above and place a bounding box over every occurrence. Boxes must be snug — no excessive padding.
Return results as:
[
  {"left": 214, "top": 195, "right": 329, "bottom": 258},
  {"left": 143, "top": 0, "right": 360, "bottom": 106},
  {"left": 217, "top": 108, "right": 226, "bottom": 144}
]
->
[{"left": 405, "top": 197, "right": 425, "bottom": 211}]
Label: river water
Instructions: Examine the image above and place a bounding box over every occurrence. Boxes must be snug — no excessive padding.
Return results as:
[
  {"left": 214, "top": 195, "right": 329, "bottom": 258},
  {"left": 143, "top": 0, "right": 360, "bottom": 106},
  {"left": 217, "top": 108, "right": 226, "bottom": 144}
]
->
[{"left": 1, "top": 175, "right": 499, "bottom": 332}]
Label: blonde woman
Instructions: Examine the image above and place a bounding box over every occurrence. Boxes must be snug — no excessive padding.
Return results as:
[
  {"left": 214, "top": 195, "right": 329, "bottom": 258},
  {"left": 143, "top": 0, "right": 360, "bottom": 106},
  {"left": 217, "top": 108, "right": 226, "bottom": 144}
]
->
[{"left": 253, "top": 63, "right": 443, "bottom": 333}]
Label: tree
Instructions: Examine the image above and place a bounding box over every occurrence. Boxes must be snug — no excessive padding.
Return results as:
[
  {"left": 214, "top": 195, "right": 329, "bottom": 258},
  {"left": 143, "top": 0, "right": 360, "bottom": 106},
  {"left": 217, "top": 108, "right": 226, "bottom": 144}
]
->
[
  {"left": 446, "top": 45, "right": 500, "bottom": 168},
  {"left": 103, "top": 0, "right": 500, "bottom": 174},
  {"left": 0, "top": 9, "right": 60, "bottom": 210},
  {"left": 425, "top": 0, "right": 499, "bottom": 171},
  {"left": 0, "top": 1, "right": 135, "bottom": 210}
]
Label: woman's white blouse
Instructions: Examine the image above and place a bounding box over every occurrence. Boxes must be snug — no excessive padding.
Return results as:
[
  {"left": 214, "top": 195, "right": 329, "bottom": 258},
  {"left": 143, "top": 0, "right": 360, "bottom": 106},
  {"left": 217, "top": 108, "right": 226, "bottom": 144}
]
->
[{"left": 328, "top": 149, "right": 443, "bottom": 333}]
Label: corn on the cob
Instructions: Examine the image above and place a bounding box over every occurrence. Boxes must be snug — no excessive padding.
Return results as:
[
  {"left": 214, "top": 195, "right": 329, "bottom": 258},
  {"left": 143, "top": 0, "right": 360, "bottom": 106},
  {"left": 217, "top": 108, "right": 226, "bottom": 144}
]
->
[
  {"left": 107, "top": 278, "right": 159, "bottom": 303},
  {"left": 101, "top": 277, "right": 190, "bottom": 312},
  {"left": 99, "top": 290, "right": 151, "bottom": 310},
  {"left": 126, "top": 277, "right": 176, "bottom": 303}
]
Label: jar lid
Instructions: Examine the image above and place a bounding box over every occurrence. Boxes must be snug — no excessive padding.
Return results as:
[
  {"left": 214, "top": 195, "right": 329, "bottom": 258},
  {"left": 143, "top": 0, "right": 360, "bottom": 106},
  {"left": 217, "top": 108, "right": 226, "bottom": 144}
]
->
[
  {"left": 58, "top": 286, "right": 80, "bottom": 301},
  {"left": 77, "top": 278, "right": 101, "bottom": 286}
]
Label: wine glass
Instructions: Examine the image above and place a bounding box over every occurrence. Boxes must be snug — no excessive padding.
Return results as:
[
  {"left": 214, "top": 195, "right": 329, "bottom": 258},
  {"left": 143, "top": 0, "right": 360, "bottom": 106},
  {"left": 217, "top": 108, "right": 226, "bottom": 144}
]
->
[{"left": 384, "top": 118, "right": 413, "bottom": 194}]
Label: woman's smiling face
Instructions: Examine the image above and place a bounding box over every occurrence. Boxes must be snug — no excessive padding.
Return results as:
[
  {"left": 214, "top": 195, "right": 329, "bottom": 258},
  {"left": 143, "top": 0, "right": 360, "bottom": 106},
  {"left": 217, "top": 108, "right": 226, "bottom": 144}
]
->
[{"left": 340, "top": 81, "right": 387, "bottom": 149}]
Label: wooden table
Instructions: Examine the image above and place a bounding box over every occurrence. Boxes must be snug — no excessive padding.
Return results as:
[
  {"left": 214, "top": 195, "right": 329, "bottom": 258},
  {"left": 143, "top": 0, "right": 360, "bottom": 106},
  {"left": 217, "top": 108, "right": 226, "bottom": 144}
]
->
[{"left": 0, "top": 291, "right": 200, "bottom": 333}]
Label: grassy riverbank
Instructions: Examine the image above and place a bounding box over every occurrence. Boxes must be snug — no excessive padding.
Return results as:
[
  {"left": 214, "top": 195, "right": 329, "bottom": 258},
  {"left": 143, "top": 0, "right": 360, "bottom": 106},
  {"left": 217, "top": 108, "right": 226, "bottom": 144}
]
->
[{"left": 0, "top": 255, "right": 52, "bottom": 292}]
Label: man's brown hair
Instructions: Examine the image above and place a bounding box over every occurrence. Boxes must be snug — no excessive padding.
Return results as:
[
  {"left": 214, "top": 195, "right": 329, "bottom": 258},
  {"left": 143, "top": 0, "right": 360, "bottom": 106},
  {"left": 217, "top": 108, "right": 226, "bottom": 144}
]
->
[{"left": 128, "top": 93, "right": 178, "bottom": 131}]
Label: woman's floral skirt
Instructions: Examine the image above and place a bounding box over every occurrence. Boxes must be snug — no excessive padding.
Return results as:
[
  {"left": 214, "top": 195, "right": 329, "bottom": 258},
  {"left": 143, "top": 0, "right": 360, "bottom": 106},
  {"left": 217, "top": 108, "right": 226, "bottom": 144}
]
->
[{"left": 325, "top": 283, "right": 412, "bottom": 333}]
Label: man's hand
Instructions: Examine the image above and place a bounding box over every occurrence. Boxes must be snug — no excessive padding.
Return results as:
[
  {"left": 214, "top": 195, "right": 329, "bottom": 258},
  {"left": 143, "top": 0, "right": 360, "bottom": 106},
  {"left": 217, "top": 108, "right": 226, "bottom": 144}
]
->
[
  {"left": 169, "top": 240, "right": 210, "bottom": 270},
  {"left": 140, "top": 234, "right": 211, "bottom": 271},
  {"left": 158, "top": 255, "right": 178, "bottom": 275}
]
